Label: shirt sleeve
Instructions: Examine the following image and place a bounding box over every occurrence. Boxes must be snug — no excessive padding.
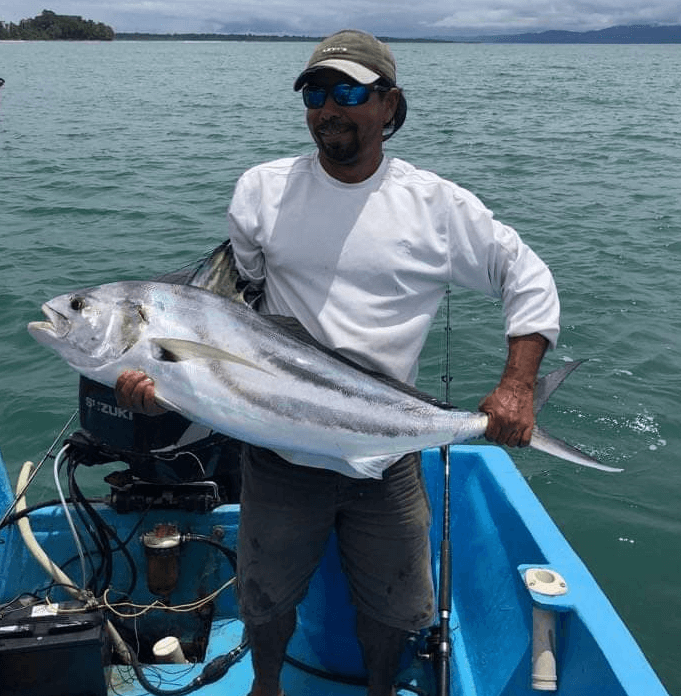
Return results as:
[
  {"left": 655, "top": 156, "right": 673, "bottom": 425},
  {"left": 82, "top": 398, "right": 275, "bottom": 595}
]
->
[
  {"left": 227, "top": 171, "right": 267, "bottom": 285},
  {"left": 446, "top": 188, "right": 560, "bottom": 349}
]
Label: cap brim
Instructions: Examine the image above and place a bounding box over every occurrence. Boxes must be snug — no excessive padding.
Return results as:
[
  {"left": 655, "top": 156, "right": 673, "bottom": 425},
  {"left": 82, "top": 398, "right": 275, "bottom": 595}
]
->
[{"left": 294, "top": 59, "right": 381, "bottom": 91}]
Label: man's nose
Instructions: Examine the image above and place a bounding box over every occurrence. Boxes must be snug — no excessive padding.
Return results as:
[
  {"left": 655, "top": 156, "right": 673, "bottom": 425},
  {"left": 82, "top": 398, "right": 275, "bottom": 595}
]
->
[{"left": 318, "top": 94, "right": 344, "bottom": 118}]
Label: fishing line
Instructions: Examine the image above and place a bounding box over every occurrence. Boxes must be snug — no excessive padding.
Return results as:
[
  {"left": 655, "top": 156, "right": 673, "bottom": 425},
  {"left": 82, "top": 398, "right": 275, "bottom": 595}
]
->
[{"left": 0, "top": 409, "right": 78, "bottom": 531}]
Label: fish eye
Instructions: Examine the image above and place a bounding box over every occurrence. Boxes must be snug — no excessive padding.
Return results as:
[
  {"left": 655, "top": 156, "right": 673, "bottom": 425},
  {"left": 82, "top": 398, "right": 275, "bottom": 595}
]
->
[{"left": 70, "top": 296, "right": 85, "bottom": 311}]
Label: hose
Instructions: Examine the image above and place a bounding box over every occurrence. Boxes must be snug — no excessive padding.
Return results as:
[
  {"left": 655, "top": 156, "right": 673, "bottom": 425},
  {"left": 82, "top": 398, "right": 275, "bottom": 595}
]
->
[
  {"left": 14, "top": 460, "right": 132, "bottom": 664},
  {"left": 16, "top": 461, "right": 87, "bottom": 600}
]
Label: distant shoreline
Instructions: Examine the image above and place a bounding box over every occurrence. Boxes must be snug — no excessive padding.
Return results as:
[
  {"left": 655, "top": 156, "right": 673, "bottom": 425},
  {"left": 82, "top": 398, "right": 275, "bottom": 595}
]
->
[
  {"left": 113, "top": 34, "right": 450, "bottom": 43},
  {"left": 2, "top": 23, "right": 679, "bottom": 44},
  {"left": 114, "top": 25, "right": 680, "bottom": 44}
]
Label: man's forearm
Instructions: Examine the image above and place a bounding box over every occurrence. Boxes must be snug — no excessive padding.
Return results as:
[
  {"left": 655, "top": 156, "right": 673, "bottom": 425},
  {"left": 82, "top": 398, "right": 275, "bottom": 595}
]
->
[{"left": 499, "top": 333, "right": 549, "bottom": 389}]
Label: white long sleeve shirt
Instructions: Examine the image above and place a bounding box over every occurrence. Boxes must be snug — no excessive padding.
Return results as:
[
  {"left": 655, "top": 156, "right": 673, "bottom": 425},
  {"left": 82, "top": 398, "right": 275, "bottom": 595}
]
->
[
  {"left": 229, "top": 153, "right": 559, "bottom": 381},
  {"left": 228, "top": 153, "right": 559, "bottom": 475}
]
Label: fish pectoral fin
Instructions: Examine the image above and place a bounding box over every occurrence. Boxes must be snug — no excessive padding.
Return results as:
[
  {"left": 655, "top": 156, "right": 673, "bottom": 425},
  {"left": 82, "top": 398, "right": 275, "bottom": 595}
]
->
[
  {"left": 150, "top": 337, "right": 271, "bottom": 374},
  {"left": 346, "top": 454, "right": 403, "bottom": 479},
  {"left": 154, "top": 394, "right": 181, "bottom": 413},
  {"left": 529, "top": 426, "right": 623, "bottom": 473}
]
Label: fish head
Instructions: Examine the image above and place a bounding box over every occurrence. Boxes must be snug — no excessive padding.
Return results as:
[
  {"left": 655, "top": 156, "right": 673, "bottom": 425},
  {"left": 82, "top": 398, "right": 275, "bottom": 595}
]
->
[{"left": 27, "top": 284, "right": 148, "bottom": 371}]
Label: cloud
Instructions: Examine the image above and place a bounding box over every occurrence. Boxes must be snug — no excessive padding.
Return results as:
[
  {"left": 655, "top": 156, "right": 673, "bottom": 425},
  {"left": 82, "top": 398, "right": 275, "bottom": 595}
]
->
[
  {"left": 2, "top": 0, "right": 679, "bottom": 36},
  {"left": 426, "top": 0, "right": 681, "bottom": 33}
]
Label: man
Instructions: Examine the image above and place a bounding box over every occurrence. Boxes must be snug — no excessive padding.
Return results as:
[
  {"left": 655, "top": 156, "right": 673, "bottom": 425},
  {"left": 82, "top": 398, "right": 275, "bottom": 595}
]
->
[{"left": 117, "top": 30, "right": 559, "bottom": 696}]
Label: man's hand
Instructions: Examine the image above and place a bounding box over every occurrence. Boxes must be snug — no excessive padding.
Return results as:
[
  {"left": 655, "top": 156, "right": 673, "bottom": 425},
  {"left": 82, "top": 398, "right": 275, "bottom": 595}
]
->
[
  {"left": 115, "top": 370, "right": 167, "bottom": 416},
  {"left": 479, "top": 333, "right": 548, "bottom": 448},
  {"left": 479, "top": 380, "right": 535, "bottom": 447}
]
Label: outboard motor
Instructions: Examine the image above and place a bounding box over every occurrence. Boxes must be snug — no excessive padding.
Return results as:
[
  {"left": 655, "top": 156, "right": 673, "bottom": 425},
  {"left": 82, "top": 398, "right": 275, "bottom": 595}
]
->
[{"left": 72, "top": 376, "right": 243, "bottom": 507}]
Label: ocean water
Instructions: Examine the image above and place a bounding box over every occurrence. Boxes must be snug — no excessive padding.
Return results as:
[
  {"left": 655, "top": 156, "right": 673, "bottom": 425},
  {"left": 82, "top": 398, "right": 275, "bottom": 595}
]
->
[{"left": 1, "top": 40, "right": 680, "bottom": 693}]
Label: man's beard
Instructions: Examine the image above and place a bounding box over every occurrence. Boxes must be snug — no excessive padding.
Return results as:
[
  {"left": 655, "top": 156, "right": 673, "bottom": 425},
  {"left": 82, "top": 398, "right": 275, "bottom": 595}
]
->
[{"left": 314, "top": 119, "right": 360, "bottom": 164}]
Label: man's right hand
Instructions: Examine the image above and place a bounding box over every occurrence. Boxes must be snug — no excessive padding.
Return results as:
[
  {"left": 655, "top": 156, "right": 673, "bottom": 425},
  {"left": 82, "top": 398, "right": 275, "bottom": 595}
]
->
[{"left": 115, "top": 370, "right": 167, "bottom": 416}]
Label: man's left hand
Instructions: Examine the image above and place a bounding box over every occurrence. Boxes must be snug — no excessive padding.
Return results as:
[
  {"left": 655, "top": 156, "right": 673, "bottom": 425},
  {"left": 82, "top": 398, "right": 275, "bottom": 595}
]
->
[
  {"left": 479, "top": 380, "right": 534, "bottom": 448},
  {"left": 478, "top": 333, "right": 549, "bottom": 448}
]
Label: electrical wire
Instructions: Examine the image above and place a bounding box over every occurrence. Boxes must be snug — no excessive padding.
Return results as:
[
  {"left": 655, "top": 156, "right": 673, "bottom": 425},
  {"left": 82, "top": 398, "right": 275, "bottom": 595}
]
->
[
  {"left": 38, "top": 446, "right": 140, "bottom": 599},
  {"left": 67, "top": 451, "right": 112, "bottom": 594},
  {"left": 101, "top": 577, "right": 236, "bottom": 619},
  {"left": 181, "top": 533, "right": 237, "bottom": 572},
  {"left": 0, "top": 497, "right": 107, "bottom": 529},
  {"left": 111, "top": 628, "right": 249, "bottom": 696},
  {"left": 53, "top": 444, "right": 89, "bottom": 588},
  {"left": 11, "top": 450, "right": 248, "bottom": 691}
]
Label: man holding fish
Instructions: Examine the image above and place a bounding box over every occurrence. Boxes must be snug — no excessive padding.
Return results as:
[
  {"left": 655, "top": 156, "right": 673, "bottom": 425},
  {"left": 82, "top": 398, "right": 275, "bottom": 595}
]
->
[{"left": 116, "top": 30, "right": 559, "bottom": 696}]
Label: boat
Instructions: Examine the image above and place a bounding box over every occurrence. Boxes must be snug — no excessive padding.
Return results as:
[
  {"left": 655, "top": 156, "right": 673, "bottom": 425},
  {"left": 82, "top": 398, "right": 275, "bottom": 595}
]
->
[{"left": 0, "top": 390, "right": 670, "bottom": 696}]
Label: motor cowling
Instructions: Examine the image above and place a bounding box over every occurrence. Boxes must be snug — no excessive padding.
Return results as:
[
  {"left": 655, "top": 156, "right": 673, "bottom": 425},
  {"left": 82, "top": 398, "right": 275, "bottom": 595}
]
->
[{"left": 77, "top": 376, "right": 242, "bottom": 497}]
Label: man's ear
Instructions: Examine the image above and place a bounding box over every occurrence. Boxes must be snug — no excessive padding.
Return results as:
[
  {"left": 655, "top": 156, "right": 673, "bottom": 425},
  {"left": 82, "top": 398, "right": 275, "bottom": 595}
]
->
[{"left": 383, "top": 88, "right": 401, "bottom": 127}]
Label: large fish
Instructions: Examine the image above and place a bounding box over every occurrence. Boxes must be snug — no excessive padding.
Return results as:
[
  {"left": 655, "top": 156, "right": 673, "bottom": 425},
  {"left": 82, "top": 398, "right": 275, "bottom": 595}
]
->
[{"left": 27, "top": 278, "right": 621, "bottom": 476}]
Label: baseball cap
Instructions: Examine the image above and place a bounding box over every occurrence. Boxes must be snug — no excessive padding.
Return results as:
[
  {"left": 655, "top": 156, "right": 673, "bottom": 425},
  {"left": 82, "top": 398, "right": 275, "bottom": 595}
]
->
[{"left": 294, "top": 30, "right": 397, "bottom": 89}]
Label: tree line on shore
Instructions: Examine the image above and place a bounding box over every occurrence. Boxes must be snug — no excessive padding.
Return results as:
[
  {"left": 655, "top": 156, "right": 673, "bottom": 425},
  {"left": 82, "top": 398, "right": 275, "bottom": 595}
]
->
[{"left": 0, "top": 10, "right": 114, "bottom": 40}]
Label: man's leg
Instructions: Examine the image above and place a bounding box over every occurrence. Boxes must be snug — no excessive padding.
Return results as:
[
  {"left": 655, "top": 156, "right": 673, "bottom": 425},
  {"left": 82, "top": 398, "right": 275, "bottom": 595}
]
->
[
  {"left": 239, "top": 446, "right": 337, "bottom": 696},
  {"left": 337, "top": 453, "right": 435, "bottom": 696},
  {"left": 246, "top": 608, "right": 296, "bottom": 696},
  {"left": 356, "top": 611, "right": 408, "bottom": 696}
]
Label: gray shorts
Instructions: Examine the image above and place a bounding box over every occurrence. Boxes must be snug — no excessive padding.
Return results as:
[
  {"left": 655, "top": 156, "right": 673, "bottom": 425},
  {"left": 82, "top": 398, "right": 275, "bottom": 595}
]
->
[{"left": 237, "top": 445, "right": 434, "bottom": 632}]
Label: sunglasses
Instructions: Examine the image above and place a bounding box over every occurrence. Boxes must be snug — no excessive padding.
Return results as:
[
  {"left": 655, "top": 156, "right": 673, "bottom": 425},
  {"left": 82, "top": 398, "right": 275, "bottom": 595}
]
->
[{"left": 302, "top": 82, "right": 390, "bottom": 109}]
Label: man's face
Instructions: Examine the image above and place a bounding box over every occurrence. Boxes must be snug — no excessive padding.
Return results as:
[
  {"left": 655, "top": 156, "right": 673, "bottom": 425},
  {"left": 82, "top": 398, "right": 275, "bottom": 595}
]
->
[{"left": 304, "top": 69, "right": 398, "bottom": 182}]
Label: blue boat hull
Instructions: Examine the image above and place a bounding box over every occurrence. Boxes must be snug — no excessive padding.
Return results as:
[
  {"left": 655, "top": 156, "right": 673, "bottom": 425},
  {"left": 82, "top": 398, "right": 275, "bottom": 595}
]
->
[{"left": 0, "top": 445, "right": 669, "bottom": 695}]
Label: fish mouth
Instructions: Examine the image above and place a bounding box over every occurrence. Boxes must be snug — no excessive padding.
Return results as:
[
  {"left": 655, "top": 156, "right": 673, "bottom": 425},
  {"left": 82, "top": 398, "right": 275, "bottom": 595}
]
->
[{"left": 27, "top": 304, "right": 70, "bottom": 338}]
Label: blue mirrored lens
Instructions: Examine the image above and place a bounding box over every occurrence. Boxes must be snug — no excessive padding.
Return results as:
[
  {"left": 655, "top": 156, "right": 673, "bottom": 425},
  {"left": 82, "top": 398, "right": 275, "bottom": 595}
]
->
[
  {"left": 302, "top": 85, "right": 327, "bottom": 109},
  {"left": 302, "top": 83, "right": 372, "bottom": 109},
  {"left": 332, "top": 83, "right": 371, "bottom": 106}
]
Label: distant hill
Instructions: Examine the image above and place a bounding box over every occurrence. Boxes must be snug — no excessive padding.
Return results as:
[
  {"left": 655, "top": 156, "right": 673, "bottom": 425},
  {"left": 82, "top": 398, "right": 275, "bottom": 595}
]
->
[
  {"left": 486, "top": 24, "right": 681, "bottom": 43},
  {"left": 0, "top": 9, "right": 114, "bottom": 40},
  {"left": 111, "top": 25, "right": 679, "bottom": 44},
  {"left": 113, "top": 33, "right": 448, "bottom": 43}
]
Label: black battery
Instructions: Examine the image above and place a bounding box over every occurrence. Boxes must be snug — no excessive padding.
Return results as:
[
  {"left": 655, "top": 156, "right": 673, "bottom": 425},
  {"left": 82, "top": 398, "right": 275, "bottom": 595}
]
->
[{"left": 0, "top": 602, "right": 110, "bottom": 696}]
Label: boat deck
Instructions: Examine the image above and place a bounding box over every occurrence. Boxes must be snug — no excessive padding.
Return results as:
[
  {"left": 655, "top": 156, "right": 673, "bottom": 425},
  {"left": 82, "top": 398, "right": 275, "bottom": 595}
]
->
[{"left": 0, "top": 445, "right": 669, "bottom": 695}]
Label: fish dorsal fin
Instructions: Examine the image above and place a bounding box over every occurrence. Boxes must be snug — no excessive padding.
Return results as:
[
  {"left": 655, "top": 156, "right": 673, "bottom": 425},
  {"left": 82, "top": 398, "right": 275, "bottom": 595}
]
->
[
  {"left": 267, "top": 314, "right": 459, "bottom": 411},
  {"left": 187, "top": 240, "right": 262, "bottom": 307},
  {"left": 150, "top": 337, "right": 272, "bottom": 374}
]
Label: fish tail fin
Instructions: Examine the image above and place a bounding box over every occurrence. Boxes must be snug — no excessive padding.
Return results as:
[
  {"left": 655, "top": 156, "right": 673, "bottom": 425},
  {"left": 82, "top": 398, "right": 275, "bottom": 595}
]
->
[
  {"left": 529, "top": 426, "right": 623, "bottom": 472},
  {"left": 533, "top": 360, "right": 584, "bottom": 416},
  {"left": 529, "top": 360, "right": 623, "bottom": 472}
]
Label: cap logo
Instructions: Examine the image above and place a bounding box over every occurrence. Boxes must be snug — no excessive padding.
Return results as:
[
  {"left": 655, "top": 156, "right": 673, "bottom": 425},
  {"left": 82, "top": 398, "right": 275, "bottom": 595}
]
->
[{"left": 321, "top": 46, "right": 348, "bottom": 54}]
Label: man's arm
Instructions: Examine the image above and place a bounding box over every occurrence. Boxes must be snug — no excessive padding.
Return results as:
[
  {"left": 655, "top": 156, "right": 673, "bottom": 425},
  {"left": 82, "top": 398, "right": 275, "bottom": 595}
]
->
[{"left": 478, "top": 333, "right": 548, "bottom": 448}]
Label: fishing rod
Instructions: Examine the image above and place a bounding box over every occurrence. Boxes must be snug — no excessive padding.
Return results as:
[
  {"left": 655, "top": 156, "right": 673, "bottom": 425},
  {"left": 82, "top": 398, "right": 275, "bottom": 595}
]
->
[
  {"left": 435, "top": 286, "right": 453, "bottom": 696},
  {"left": 0, "top": 410, "right": 78, "bottom": 532}
]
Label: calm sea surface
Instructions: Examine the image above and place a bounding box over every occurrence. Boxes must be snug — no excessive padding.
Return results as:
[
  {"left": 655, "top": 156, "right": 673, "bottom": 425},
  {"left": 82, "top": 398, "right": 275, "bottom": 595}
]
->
[{"left": 1, "top": 40, "right": 680, "bottom": 692}]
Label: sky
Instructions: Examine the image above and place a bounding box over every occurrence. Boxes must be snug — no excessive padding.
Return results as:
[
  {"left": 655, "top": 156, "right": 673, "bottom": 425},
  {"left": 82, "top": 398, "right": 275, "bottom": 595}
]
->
[{"left": 2, "top": 0, "right": 680, "bottom": 37}]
